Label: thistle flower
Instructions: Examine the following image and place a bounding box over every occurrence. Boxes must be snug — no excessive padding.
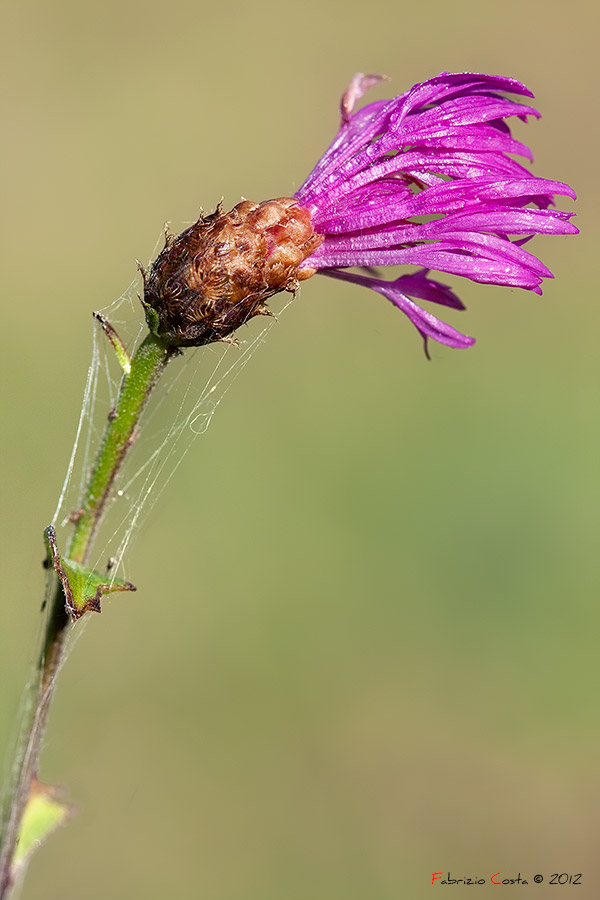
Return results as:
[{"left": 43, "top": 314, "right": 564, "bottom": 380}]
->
[{"left": 143, "top": 72, "right": 577, "bottom": 351}]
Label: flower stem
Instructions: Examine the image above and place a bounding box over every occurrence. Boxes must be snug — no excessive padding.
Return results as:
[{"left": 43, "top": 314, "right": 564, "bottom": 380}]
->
[{"left": 0, "top": 330, "right": 174, "bottom": 898}]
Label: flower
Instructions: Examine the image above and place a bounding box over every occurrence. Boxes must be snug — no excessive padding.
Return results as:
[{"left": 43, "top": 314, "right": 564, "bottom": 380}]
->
[
  {"left": 143, "top": 72, "right": 576, "bottom": 352},
  {"left": 295, "top": 72, "right": 577, "bottom": 352}
]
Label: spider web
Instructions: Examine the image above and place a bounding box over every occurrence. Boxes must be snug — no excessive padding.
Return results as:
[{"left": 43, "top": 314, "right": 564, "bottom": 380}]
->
[
  {"left": 0, "top": 232, "right": 294, "bottom": 898},
  {"left": 49, "top": 232, "right": 290, "bottom": 592}
]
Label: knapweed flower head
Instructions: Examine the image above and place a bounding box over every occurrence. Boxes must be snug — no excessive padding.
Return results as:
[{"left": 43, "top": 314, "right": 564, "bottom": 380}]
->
[{"left": 143, "top": 71, "right": 577, "bottom": 352}]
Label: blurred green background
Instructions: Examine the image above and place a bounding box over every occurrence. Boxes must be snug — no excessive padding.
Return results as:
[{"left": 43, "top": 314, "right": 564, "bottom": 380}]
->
[{"left": 1, "top": 0, "right": 597, "bottom": 897}]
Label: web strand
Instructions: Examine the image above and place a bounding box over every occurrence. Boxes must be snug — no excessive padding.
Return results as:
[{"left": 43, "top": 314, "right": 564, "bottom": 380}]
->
[{"left": 50, "top": 250, "right": 291, "bottom": 593}]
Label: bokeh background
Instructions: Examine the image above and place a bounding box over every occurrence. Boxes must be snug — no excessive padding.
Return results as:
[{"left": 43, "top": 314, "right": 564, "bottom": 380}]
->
[{"left": 1, "top": 0, "right": 597, "bottom": 897}]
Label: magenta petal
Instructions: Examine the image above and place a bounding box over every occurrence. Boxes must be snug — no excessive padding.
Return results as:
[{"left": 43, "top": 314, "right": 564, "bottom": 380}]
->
[
  {"left": 392, "top": 270, "right": 465, "bottom": 309},
  {"left": 294, "top": 70, "right": 576, "bottom": 347},
  {"left": 321, "top": 269, "right": 475, "bottom": 349},
  {"left": 304, "top": 240, "right": 550, "bottom": 290},
  {"left": 401, "top": 72, "right": 535, "bottom": 107},
  {"left": 398, "top": 95, "right": 540, "bottom": 134}
]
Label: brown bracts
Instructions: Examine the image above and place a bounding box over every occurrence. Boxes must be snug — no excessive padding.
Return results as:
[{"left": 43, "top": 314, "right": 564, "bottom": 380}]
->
[{"left": 142, "top": 198, "right": 323, "bottom": 347}]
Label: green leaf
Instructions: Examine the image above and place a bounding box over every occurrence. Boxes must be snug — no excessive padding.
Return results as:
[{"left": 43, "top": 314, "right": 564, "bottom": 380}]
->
[
  {"left": 12, "top": 779, "right": 72, "bottom": 874},
  {"left": 93, "top": 312, "right": 132, "bottom": 374},
  {"left": 44, "top": 526, "right": 136, "bottom": 620}
]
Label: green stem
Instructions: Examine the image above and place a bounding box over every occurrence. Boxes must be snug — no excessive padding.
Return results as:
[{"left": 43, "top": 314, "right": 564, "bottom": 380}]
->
[
  {"left": 0, "top": 330, "right": 174, "bottom": 898},
  {"left": 69, "top": 331, "right": 173, "bottom": 563}
]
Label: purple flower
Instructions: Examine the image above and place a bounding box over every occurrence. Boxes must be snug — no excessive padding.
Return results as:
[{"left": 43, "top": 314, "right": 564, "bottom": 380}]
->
[
  {"left": 294, "top": 72, "right": 577, "bottom": 351},
  {"left": 143, "top": 72, "right": 576, "bottom": 353}
]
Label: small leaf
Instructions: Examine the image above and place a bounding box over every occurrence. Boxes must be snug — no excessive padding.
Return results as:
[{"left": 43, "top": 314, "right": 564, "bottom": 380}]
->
[
  {"left": 12, "top": 779, "right": 73, "bottom": 876},
  {"left": 45, "top": 526, "right": 136, "bottom": 620},
  {"left": 93, "top": 312, "right": 131, "bottom": 374}
]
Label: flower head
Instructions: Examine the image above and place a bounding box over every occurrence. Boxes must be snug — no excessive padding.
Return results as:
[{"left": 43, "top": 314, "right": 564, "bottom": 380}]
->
[{"left": 143, "top": 72, "right": 576, "bottom": 351}]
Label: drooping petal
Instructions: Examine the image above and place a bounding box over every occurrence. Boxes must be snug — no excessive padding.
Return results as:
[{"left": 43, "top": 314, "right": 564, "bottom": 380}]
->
[
  {"left": 322, "top": 268, "right": 475, "bottom": 350},
  {"left": 389, "top": 269, "right": 465, "bottom": 309}
]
